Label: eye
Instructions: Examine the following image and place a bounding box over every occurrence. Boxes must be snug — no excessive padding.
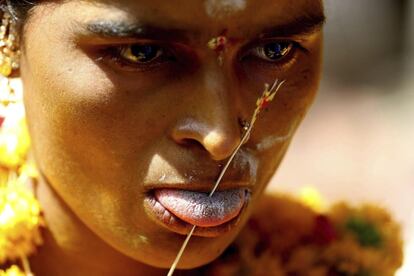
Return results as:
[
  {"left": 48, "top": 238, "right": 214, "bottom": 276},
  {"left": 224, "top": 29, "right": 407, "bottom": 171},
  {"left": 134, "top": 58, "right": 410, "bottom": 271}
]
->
[
  {"left": 252, "top": 41, "right": 294, "bottom": 62},
  {"left": 118, "top": 44, "right": 164, "bottom": 64}
]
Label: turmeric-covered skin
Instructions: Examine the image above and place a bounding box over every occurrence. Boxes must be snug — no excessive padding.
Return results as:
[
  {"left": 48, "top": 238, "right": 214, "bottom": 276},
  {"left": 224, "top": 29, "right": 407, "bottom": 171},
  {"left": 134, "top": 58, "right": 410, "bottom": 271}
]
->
[{"left": 13, "top": 0, "right": 324, "bottom": 274}]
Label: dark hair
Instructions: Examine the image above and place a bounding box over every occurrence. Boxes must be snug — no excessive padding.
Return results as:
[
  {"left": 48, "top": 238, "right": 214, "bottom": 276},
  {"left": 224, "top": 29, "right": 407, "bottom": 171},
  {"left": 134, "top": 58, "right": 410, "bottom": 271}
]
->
[
  {"left": 1, "top": 0, "right": 37, "bottom": 23},
  {"left": 0, "top": 0, "right": 37, "bottom": 38}
]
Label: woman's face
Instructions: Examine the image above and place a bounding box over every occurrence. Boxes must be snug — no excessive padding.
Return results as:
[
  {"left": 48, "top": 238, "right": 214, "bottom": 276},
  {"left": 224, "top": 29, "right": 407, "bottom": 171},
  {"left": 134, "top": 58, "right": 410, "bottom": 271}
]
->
[{"left": 20, "top": 0, "right": 324, "bottom": 269}]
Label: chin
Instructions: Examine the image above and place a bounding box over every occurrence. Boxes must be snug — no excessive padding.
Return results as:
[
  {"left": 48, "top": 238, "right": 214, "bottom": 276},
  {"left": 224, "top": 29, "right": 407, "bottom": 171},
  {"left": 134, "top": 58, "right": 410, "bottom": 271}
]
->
[
  {"left": 164, "top": 250, "right": 225, "bottom": 270},
  {"left": 134, "top": 235, "right": 233, "bottom": 270},
  {"left": 97, "top": 223, "right": 236, "bottom": 271}
]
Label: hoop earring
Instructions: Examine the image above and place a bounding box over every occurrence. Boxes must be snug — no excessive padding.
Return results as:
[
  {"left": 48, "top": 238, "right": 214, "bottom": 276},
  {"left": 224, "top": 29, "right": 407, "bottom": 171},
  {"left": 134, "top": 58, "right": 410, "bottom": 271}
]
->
[{"left": 0, "top": 10, "right": 20, "bottom": 108}]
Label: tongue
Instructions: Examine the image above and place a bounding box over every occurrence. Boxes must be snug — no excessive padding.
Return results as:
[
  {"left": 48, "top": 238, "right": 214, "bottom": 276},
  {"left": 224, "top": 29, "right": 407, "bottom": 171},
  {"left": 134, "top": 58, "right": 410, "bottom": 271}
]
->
[{"left": 155, "top": 188, "right": 246, "bottom": 227}]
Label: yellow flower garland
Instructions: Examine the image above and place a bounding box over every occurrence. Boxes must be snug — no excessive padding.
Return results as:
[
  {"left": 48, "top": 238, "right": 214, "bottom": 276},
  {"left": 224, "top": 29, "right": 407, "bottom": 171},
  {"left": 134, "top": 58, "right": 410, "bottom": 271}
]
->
[
  {"left": 0, "top": 93, "right": 43, "bottom": 275},
  {"left": 0, "top": 265, "right": 25, "bottom": 276},
  {"left": 204, "top": 194, "right": 403, "bottom": 276}
]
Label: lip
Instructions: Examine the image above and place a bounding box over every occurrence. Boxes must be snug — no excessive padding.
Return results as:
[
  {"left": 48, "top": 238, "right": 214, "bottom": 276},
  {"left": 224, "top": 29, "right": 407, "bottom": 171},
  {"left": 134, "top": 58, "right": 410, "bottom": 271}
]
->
[
  {"left": 144, "top": 188, "right": 250, "bottom": 238},
  {"left": 143, "top": 181, "right": 252, "bottom": 193}
]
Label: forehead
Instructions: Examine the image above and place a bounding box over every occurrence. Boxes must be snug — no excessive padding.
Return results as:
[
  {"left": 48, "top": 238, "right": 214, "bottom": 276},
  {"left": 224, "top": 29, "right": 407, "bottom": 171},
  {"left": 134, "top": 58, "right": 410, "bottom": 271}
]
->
[
  {"left": 65, "top": 0, "right": 323, "bottom": 35},
  {"left": 204, "top": 0, "right": 248, "bottom": 17}
]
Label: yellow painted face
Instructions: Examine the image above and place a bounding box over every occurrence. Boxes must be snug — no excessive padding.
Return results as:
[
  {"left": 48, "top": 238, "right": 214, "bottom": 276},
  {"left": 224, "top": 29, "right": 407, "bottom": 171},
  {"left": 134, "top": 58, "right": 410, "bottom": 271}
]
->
[{"left": 20, "top": 0, "right": 324, "bottom": 270}]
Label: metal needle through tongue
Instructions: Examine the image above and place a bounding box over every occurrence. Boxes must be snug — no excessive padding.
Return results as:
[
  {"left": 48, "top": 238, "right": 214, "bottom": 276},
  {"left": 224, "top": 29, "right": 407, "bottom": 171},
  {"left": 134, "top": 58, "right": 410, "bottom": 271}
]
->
[{"left": 167, "top": 79, "right": 286, "bottom": 276}]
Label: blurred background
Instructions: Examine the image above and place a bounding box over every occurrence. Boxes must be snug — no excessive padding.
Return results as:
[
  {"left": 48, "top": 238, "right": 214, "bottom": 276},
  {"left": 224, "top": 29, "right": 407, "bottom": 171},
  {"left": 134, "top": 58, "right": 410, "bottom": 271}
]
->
[{"left": 267, "top": 0, "right": 414, "bottom": 274}]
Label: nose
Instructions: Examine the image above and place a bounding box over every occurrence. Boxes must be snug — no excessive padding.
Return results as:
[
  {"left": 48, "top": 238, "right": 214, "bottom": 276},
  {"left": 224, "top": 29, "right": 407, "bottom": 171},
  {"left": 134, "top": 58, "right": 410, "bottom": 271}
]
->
[{"left": 170, "top": 68, "right": 241, "bottom": 161}]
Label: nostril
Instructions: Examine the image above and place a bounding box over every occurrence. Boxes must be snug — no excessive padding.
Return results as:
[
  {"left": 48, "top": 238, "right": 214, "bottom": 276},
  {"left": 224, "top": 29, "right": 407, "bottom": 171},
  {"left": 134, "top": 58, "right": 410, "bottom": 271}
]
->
[
  {"left": 177, "top": 138, "right": 206, "bottom": 151},
  {"left": 175, "top": 132, "right": 240, "bottom": 161}
]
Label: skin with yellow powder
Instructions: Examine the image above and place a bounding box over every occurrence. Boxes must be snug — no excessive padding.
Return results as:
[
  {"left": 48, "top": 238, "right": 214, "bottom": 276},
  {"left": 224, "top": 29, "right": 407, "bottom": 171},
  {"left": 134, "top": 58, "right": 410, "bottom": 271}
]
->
[{"left": 3, "top": 0, "right": 324, "bottom": 274}]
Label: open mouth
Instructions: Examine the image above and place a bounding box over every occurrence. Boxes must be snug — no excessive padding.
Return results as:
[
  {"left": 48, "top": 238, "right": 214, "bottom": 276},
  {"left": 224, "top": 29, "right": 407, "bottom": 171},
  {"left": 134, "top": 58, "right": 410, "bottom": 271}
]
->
[{"left": 144, "top": 188, "right": 250, "bottom": 238}]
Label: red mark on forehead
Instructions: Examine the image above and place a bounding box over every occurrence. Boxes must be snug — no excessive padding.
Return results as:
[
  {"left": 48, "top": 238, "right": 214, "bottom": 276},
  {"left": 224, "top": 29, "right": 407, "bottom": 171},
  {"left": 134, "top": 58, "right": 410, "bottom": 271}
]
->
[
  {"left": 208, "top": 29, "right": 229, "bottom": 54},
  {"left": 207, "top": 29, "right": 242, "bottom": 65}
]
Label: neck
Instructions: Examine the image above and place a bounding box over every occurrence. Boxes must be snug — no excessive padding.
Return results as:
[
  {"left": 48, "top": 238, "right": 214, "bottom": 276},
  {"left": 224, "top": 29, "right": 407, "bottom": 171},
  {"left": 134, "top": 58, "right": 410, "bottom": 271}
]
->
[{"left": 30, "top": 173, "right": 166, "bottom": 276}]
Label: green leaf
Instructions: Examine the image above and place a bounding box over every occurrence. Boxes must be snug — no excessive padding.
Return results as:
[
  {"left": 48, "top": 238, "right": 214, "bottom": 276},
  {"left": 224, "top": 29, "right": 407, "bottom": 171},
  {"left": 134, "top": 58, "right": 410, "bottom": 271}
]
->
[{"left": 345, "top": 217, "right": 382, "bottom": 248}]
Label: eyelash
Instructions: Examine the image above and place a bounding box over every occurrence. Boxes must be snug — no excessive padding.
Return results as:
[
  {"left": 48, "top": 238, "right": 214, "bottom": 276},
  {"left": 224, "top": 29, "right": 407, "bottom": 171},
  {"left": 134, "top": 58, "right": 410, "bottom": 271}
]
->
[
  {"left": 101, "top": 44, "right": 176, "bottom": 72},
  {"left": 101, "top": 40, "right": 304, "bottom": 72},
  {"left": 240, "top": 40, "right": 305, "bottom": 68}
]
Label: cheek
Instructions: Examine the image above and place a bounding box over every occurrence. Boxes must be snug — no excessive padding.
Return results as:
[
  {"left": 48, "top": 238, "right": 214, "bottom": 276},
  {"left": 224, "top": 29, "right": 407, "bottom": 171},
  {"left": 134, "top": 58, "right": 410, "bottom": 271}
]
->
[
  {"left": 240, "top": 52, "right": 322, "bottom": 147},
  {"left": 237, "top": 40, "right": 322, "bottom": 191},
  {"left": 237, "top": 40, "right": 322, "bottom": 118},
  {"left": 20, "top": 41, "right": 181, "bottom": 213},
  {"left": 22, "top": 40, "right": 171, "bottom": 153}
]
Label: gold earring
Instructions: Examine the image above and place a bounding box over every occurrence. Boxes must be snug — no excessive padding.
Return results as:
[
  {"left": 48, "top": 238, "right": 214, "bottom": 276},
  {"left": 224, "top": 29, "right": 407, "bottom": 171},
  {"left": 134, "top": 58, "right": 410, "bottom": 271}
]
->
[{"left": 0, "top": 10, "right": 20, "bottom": 107}]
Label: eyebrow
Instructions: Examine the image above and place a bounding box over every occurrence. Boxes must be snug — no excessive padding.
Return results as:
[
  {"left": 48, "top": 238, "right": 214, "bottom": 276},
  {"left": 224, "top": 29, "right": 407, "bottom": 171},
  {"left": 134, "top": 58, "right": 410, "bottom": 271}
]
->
[
  {"left": 83, "top": 12, "right": 325, "bottom": 42},
  {"left": 85, "top": 21, "right": 193, "bottom": 41},
  {"left": 259, "top": 13, "right": 326, "bottom": 38}
]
